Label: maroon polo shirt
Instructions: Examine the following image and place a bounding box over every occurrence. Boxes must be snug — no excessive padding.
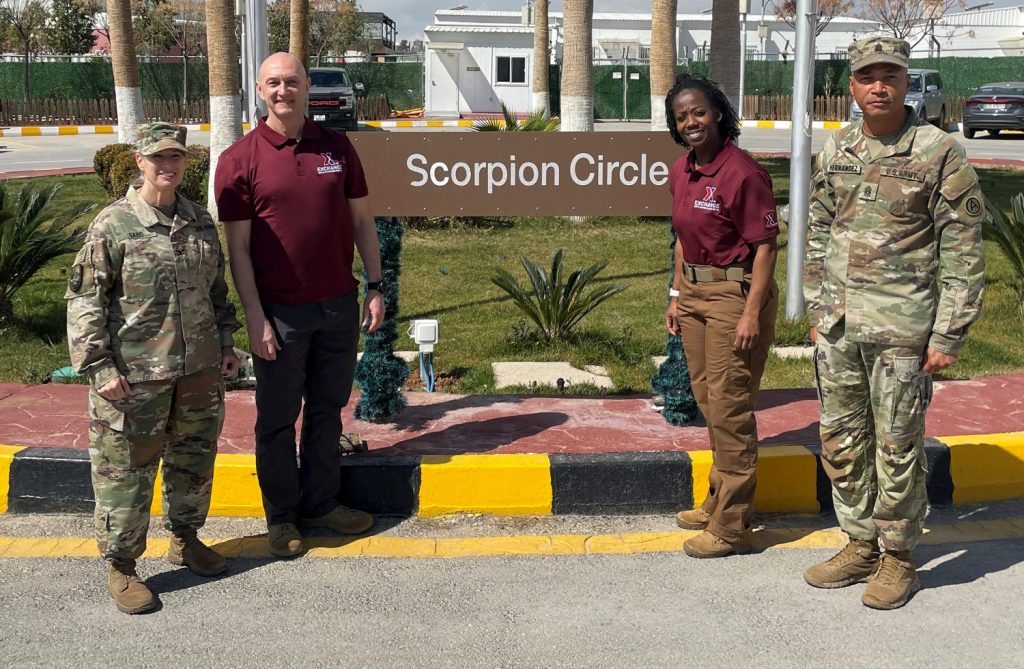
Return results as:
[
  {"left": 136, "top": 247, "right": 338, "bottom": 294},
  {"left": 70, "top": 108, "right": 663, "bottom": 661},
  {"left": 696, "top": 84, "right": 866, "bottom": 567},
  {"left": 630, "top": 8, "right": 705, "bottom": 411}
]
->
[
  {"left": 214, "top": 117, "right": 369, "bottom": 305},
  {"left": 669, "top": 140, "right": 779, "bottom": 267}
]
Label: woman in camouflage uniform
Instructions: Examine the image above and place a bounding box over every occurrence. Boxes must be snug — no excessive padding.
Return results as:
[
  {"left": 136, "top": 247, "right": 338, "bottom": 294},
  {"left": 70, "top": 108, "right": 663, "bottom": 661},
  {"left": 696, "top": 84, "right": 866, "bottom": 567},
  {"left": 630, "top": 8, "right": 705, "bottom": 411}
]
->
[{"left": 66, "top": 123, "right": 239, "bottom": 614}]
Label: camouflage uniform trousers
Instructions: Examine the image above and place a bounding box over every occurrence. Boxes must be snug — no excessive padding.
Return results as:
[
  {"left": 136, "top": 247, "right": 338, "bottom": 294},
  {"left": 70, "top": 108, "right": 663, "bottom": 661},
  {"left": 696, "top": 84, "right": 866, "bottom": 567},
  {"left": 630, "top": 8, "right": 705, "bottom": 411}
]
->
[
  {"left": 88, "top": 365, "right": 224, "bottom": 561},
  {"left": 814, "top": 327, "right": 933, "bottom": 553}
]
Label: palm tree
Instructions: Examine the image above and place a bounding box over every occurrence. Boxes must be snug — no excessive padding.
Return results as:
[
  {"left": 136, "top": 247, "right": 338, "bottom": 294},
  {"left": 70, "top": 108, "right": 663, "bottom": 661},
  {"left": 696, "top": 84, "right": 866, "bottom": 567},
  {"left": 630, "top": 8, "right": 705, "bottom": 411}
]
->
[
  {"left": 107, "top": 0, "right": 143, "bottom": 143},
  {"left": 289, "top": 0, "right": 310, "bottom": 70},
  {"left": 531, "top": 0, "right": 550, "bottom": 116},
  {"left": 709, "top": 0, "right": 742, "bottom": 115},
  {"left": 649, "top": 0, "right": 678, "bottom": 131},
  {"left": 0, "top": 182, "right": 92, "bottom": 322},
  {"left": 205, "top": 0, "right": 242, "bottom": 214},
  {"left": 560, "top": 0, "right": 594, "bottom": 132}
]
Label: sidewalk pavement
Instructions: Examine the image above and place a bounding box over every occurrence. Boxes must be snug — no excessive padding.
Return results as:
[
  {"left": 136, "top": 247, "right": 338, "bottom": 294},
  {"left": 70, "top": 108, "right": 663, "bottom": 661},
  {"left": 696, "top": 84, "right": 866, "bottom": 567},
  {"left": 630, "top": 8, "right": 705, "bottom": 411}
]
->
[{"left": 1, "top": 374, "right": 1022, "bottom": 519}]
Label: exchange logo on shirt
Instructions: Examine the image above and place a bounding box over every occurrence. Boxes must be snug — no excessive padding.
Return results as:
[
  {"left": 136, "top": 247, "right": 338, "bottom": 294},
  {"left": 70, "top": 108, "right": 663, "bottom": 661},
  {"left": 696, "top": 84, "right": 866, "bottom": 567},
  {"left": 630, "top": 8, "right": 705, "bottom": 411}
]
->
[
  {"left": 317, "top": 152, "right": 344, "bottom": 175},
  {"left": 693, "top": 185, "right": 721, "bottom": 213},
  {"left": 765, "top": 211, "right": 778, "bottom": 228}
]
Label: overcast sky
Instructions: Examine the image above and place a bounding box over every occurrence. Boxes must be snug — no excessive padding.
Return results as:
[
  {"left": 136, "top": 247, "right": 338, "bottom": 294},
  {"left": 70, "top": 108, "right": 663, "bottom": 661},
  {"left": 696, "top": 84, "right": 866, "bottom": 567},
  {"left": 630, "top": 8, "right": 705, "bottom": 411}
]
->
[{"left": 378, "top": 0, "right": 1024, "bottom": 43}]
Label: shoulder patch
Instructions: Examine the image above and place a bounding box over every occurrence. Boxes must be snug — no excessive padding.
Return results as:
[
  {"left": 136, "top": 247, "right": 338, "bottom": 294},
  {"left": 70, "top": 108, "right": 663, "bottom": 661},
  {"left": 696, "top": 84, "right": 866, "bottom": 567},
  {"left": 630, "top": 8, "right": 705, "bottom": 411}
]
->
[
  {"left": 964, "top": 196, "right": 983, "bottom": 218},
  {"left": 68, "top": 264, "right": 84, "bottom": 292}
]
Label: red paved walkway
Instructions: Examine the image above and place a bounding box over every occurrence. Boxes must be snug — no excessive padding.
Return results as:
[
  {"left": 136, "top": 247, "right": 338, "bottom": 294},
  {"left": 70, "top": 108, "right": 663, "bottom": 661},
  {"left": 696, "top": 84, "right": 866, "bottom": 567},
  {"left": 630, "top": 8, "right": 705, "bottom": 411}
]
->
[{"left": 1, "top": 374, "right": 1022, "bottom": 456}]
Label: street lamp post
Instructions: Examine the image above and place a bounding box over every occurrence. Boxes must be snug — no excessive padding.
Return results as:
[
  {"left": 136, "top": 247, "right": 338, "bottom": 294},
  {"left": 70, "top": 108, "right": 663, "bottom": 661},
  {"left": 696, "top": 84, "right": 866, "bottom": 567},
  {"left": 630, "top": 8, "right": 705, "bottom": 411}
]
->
[{"left": 785, "top": 0, "right": 817, "bottom": 319}]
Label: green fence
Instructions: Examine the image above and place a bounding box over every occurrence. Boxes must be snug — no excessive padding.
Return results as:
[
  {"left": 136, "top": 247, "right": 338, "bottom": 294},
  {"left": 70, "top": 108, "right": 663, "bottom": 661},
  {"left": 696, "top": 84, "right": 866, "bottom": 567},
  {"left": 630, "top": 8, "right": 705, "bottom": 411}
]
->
[
  {"left": 0, "top": 61, "right": 209, "bottom": 101},
  {"left": 3, "top": 56, "right": 1021, "bottom": 118},
  {"left": 579, "top": 56, "right": 1024, "bottom": 121}
]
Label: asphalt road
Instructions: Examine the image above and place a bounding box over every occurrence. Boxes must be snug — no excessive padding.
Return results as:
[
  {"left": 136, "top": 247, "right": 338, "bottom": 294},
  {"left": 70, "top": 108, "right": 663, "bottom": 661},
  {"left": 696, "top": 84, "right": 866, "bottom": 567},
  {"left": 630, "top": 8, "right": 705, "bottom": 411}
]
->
[
  {"left": 2, "top": 124, "right": 1022, "bottom": 174},
  {"left": 1, "top": 539, "right": 1021, "bottom": 667},
  {"left": 1, "top": 507, "right": 1023, "bottom": 667}
]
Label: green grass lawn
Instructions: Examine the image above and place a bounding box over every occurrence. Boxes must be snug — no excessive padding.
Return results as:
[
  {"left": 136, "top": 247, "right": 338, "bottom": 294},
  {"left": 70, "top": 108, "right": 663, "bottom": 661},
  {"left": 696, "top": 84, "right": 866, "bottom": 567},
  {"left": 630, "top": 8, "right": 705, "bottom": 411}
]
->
[{"left": 3, "top": 163, "right": 1023, "bottom": 393}]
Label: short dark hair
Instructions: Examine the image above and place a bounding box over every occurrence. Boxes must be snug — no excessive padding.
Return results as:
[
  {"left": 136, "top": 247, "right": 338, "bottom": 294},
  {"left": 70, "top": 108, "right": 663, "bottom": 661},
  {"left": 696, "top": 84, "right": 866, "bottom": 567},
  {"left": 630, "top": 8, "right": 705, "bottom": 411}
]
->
[{"left": 664, "top": 73, "right": 742, "bottom": 148}]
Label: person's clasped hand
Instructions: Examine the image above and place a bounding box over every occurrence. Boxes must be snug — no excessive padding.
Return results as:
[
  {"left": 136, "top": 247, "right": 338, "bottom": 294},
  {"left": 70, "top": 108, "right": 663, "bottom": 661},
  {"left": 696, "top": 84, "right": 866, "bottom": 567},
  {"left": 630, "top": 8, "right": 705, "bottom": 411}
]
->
[{"left": 96, "top": 375, "right": 132, "bottom": 401}]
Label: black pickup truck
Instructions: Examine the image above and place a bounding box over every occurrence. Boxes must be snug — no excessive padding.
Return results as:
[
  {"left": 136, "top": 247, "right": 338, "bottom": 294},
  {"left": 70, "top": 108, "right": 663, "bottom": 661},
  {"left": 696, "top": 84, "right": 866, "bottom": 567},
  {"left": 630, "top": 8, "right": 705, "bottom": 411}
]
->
[{"left": 308, "top": 67, "right": 364, "bottom": 131}]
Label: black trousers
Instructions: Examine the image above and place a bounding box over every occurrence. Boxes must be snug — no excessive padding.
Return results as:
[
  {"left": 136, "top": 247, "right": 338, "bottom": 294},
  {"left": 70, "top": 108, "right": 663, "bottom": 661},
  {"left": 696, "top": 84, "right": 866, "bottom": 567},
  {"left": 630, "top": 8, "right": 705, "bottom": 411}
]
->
[{"left": 253, "top": 291, "right": 360, "bottom": 525}]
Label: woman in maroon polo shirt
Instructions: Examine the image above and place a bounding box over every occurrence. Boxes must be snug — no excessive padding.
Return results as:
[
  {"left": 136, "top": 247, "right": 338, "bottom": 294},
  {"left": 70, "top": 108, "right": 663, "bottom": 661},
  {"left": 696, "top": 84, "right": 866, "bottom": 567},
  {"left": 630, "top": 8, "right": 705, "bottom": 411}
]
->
[{"left": 662, "top": 74, "right": 780, "bottom": 559}]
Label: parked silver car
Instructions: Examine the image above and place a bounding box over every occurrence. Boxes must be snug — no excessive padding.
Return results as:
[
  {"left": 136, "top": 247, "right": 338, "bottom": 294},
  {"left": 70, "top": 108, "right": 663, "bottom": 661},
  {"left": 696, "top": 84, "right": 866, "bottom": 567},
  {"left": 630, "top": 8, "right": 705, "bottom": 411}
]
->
[
  {"left": 962, "top": 82, "right": 1024, "bottom": 139},
  {"left": 850, "top": 69, "right": 948, "bottom": 129}
]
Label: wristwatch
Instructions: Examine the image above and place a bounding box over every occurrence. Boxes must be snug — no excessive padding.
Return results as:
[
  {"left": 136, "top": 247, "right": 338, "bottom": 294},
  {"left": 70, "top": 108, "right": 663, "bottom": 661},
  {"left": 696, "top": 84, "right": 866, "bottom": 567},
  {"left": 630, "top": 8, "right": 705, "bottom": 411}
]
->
[{"left": 366, "top": 280, "right": 384, "bottom": 293}]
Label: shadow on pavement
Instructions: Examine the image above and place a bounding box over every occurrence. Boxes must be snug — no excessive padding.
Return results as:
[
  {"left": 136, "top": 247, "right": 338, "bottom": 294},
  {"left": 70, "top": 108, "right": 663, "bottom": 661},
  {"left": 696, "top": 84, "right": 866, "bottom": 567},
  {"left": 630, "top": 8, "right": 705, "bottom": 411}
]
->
[
  {"left": 373, "top": 412, "right": 570, "bottom": 458},
  {"left": 916, "top": 539, "right": 1024, "bottom": 589},
  {"left": 387, "top": 395, "right": 525, "bottom": 432},
  {"left": 147, "top": 516, "right": 408, "bottom": 594}
]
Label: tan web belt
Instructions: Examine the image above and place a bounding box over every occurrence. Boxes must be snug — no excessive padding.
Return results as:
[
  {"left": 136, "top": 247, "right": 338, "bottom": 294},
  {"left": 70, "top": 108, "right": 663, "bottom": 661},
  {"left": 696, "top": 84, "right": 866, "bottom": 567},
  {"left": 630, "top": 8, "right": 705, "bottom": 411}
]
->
[{"left": 683, "top": 263, "right": 749, "bottom": 283}]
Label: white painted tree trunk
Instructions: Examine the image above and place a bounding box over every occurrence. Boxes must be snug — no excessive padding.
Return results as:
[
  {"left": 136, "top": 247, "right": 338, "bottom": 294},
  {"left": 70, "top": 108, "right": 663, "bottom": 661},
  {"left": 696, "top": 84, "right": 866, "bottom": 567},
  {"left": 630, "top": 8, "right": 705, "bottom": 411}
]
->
[
  {"left": 651, "top": 95, "right": 668, "bottom": 132},
  {"left": 115, "top": 86, "right": 144, "bottom": 144},
  {"left": 207, "top": 94, "right": 242, "bottom": 216},
  {"left": 560, "top": 96, "right": 593, "bottom": 132},
  {"left": 532, "top": 92, "right": 550, "bottom": 117}
]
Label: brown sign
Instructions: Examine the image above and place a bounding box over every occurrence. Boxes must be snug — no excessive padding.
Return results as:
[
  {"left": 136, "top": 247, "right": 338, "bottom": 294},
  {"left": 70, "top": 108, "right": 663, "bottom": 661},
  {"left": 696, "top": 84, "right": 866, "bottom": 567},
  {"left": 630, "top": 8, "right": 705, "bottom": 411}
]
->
[{"left": 348, "top": 132, "right": 685, "bottom": 216}]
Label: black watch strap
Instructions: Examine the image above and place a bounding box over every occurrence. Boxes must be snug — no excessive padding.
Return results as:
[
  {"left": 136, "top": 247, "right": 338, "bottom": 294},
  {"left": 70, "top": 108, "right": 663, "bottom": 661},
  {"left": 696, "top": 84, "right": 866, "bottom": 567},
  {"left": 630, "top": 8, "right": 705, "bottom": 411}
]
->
[{"left": 366, "top": 280, "right": 383, "bottom": 292}]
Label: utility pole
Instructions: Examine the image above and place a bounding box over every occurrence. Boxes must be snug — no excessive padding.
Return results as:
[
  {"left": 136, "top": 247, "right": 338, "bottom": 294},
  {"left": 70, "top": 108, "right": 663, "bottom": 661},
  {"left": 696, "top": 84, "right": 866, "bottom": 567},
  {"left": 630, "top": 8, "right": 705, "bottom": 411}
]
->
[
  {"left": 240, "top": 0, "right": 269, "bottom": 123},
  {"left": 739, "top": 0, "right": 750, "bottom": 119},
  {"left": 785, "top": 0, "right": 817, "bottom": 319}
]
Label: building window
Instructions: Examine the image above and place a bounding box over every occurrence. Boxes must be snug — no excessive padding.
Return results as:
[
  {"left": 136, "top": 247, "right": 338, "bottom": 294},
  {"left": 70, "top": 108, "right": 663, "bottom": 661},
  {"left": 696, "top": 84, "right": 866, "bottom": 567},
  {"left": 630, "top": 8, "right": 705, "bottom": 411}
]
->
[
  {"left": 496, "top": 56, "right": 527, "bottom": 84},
  {"left": 832, "top": 48, "right": 848, "bottom": 60}
]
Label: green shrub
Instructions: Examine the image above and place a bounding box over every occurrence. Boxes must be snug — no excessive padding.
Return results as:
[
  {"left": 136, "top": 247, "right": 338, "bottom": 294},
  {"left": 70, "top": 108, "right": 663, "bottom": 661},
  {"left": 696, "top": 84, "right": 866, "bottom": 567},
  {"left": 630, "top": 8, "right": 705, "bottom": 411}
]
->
[
  {"left": 93, "top": 143, "right": 133, "bottom": 198},
  {"left": 491, "top": 249, "right": 628, "bottom": 342},
  {"left": 181, "top": 144, "right": 210, "bottom": 206},
  {"left": 108, "top": 151, "right": 139, "bottom": 201},
  {"left": 472, "top": 103, "right": 560, "bottom": 132},
  {"left": 94, "top": 143, "right": 209, "bottom": 205}
]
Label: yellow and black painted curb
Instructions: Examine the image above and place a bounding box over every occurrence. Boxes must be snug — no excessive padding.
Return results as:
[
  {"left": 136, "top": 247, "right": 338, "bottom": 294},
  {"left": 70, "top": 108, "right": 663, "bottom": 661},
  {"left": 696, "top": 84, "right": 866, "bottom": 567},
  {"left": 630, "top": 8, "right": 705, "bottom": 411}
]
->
[
  {"left": 1, "top": 433, "right": 1022, "bottom": 518},
  {"left": 4, "top": 517, "right": 1024, "bottom": 560}
]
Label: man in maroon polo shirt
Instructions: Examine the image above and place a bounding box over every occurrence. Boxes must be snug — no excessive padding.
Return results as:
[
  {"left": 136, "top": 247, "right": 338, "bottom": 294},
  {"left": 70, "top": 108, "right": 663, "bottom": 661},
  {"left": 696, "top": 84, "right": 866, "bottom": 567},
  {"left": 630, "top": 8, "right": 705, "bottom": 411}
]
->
[{"left": 214, "top": 52, "right": 383, "bottom": 559}]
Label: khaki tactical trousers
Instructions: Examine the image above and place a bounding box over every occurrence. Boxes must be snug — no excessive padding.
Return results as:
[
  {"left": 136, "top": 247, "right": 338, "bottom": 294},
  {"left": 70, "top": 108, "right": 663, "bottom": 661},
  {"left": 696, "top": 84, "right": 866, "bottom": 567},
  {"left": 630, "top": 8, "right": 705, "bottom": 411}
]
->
[
  {"left": 677, "top": 274, "right": 778, "bottom": 542},
  {"left": 814, "top": 328, "right": 931, "bottom": 552},
  {"left": 88, "top": 365, "right": 223, "bottom": 560}
]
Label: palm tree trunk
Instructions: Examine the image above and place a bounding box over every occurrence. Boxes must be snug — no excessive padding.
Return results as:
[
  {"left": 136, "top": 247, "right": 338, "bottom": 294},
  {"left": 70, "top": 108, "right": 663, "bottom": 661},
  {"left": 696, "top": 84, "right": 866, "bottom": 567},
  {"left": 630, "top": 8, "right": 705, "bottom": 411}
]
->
[
  {"left": 560, "top": 0, "right": 593, "bottom": 132},
  {"left": 206, "top": 0, "right": 243, "bottom": 216},
  {"left": 107, "top": 0, "right": 143, "bottom": 143},
  {"left": 289, "top": 0, "right": 310, "bottom": 71},
  {"left": 649, "top": 0, "right": 677, "bottom": 131},
  {"left": 709, "top": 0, "right": 741, "bottom": 115},
  {"left": 531, "top": 0, "right": 550, "bottom": 116}
]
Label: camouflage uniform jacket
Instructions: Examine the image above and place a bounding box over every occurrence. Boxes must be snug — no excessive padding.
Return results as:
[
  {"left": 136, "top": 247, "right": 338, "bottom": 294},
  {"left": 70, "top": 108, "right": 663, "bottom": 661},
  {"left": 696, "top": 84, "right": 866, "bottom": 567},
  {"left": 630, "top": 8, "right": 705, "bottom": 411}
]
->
[
  {"left": 803, "top": 111, "right": 985, "bottom": 355},
  {"left": 66, "top": 187, "right": 238, "bottom": 387}
]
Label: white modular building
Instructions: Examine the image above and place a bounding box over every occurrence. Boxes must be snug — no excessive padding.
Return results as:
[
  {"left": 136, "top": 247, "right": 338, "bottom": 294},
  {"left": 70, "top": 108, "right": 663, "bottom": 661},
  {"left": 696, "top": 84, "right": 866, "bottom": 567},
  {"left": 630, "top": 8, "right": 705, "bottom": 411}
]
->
[{"left": 423, "top": 6, "right": 1024, "bottom": 116}]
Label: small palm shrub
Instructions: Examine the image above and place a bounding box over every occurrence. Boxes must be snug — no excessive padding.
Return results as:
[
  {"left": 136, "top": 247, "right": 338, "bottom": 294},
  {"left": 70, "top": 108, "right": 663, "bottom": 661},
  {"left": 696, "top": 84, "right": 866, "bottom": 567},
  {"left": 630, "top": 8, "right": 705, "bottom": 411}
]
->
[
  {"left": 985, "top": 193, "right": 1024, "bottom": 314},
  {"left": 0, "top": 182, "right": 93, "bottom": 321},
  {"left": 491, "top": 249, "right": 628, "bottom": 342},
  {"left": 473, "top": 103, "right": 560, "bottom": 132}
]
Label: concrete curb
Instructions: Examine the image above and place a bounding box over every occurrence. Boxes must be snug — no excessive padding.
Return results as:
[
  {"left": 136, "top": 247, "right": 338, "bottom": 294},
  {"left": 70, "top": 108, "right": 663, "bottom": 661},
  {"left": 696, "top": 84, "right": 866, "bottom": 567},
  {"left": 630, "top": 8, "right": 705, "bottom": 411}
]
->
[
  {"left": 2, "top": 432, "right": 1021, "bottom": 517},
  {"left": 4, "top": 119, "right": 987, "bottom": 136}
]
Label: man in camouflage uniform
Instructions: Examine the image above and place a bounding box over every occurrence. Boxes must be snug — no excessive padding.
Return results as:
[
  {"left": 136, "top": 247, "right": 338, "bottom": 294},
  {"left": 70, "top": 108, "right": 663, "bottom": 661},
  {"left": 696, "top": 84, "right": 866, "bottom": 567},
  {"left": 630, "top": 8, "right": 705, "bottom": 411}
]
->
[
  {"left": 802, "top": 37, "right": 985, "bottom": 609},
  {"left": 66, "top": 123, "right": 239, "bottom": 614}
]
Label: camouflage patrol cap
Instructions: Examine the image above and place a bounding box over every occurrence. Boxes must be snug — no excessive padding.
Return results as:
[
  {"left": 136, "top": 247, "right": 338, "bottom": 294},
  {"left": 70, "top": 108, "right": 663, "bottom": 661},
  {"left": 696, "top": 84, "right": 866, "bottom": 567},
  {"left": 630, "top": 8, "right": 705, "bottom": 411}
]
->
[
  {"left": 848, "top": 36, "right": 911, "bottom": 72},
  {"left": 135, "top": 122, "right": 190, "bottom": 156}
]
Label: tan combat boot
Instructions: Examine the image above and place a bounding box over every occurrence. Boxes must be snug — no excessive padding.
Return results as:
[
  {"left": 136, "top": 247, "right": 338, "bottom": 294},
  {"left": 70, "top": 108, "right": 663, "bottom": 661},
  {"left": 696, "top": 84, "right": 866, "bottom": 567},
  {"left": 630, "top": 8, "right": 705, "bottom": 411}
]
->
[
  {"left": 862, "top": 551, "right": 920, "bottom": 610},
  {"left": 268, "top": 523, "right": 305, "bottom": 558},
  {"left": 675, "top": 507, "right": 712, "bottom": 530},
  {"left": 299, "top": 505, "right": 374, "bottom": 535},
  {"left": 804, "top": 538, "right": 880, "bottom": 588},
  {"left": 107, "top": 559, "right": 156, "bottom": 615},
  {"left": 166, "top": 536, "right": 227, "bottom": 577},
  {"left": 683, "top": 530, "right": 751, "bottom": 558}
]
